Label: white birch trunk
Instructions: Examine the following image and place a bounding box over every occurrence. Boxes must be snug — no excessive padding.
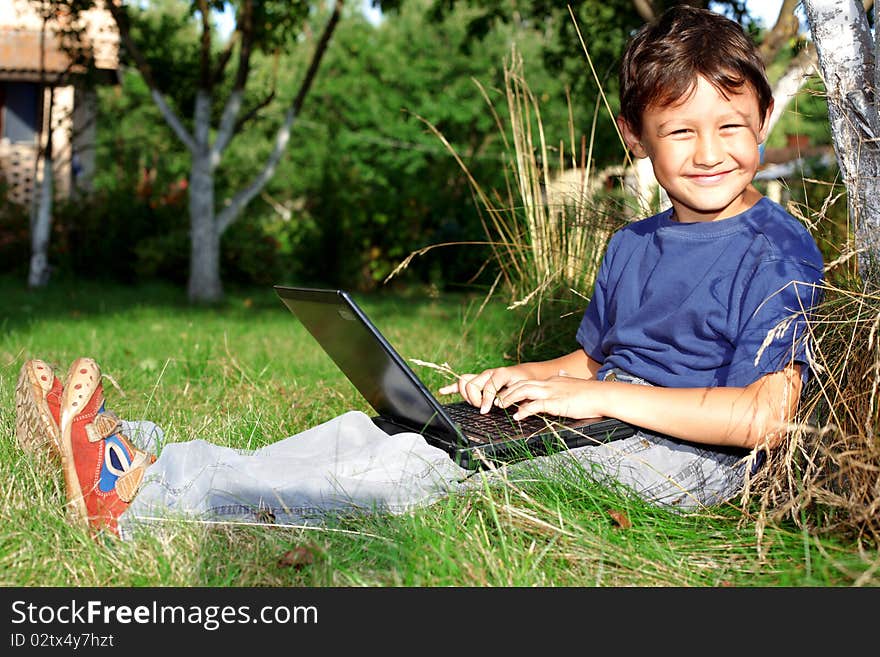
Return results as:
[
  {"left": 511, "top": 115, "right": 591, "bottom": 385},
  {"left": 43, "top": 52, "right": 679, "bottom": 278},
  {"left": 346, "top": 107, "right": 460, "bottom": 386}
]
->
[
  {"left": 803, "top": 0, "right": 880, "bottom": 283},
  {"left": 27, "top": 156, "right": 53, "bottom": 288},
  {"left": 766, "top": 48, "right": 818, "bottom": 138},
  {"left": 186, "top": 91, "right": 223, "bottom": 303}
]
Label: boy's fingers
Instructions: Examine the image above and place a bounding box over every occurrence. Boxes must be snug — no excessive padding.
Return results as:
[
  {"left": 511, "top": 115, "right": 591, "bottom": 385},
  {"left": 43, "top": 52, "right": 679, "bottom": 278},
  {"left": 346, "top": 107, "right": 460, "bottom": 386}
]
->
[
  {"left": 477, "top": 374, "right": 507, "bottom": 413},
  {"left": 461, "top": 371, "right": 491, "bottom": 408},
  {"left": 512, "top": 399, "right": 542, "bottom": 421},
  {"left": 440, "top": 373, "right": 475, "bottom": 398}
]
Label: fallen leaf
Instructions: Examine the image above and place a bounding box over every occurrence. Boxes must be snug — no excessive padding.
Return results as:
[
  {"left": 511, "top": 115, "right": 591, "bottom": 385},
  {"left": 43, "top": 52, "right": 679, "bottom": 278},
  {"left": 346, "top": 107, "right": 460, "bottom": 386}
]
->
[
  {"left": 608, "top": 509, "right": 632, "bottom": 529},
  {"left": 278, "top": 544, "right": 317, "bottom": 570}
]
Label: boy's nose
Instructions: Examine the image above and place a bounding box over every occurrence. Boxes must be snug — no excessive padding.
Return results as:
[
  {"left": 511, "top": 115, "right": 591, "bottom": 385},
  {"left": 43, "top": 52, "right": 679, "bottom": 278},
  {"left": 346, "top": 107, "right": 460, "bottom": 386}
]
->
[{"left": 693, "top": 133, "right": 724, "bottom": 167}]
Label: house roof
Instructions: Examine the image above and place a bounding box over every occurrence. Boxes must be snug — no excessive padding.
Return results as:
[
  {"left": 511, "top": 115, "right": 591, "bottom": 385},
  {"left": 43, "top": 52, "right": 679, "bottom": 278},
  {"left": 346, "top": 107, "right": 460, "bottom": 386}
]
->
[
  {"left": 0, "top": 1, "right": 118, "bottom": 81},
  {"left": 0, "top": 29, "right": 72, "bottom": 79}
]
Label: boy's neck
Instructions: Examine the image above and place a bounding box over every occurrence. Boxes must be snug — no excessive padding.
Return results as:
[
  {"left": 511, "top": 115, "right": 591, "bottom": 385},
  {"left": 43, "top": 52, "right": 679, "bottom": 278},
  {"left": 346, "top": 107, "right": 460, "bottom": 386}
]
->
[{"left": 669, "top": 186, "right": 764, "bottom": 223}]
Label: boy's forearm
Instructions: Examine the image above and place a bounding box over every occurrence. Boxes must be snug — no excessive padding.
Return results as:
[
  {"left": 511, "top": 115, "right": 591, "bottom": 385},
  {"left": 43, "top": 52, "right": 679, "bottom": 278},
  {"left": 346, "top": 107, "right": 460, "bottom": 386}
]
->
[
  {"left": 595, "top": 367, "right": 801, "bottom": 449},
  {"left": 530, "top": 349, "right": 598, "bottom": 380}
]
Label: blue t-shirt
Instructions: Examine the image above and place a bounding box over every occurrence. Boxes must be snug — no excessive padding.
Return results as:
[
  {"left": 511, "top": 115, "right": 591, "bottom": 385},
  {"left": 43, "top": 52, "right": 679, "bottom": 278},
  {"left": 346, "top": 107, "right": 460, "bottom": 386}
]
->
[{"left": 576, "top": 197, "right": 824, "bottom": 388}]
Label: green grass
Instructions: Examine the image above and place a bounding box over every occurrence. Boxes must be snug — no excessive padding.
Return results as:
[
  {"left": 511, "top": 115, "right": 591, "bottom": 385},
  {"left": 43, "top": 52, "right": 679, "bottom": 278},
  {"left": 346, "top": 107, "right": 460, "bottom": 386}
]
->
[{"left": 0, "top": 275, "right": 876, "bottom": 587}]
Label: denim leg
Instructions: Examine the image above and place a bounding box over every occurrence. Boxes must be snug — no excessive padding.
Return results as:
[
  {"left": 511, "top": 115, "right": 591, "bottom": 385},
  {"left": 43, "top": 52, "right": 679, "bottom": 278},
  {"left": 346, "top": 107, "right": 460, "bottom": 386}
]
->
[
  {"left": 120, "top": 420, "right": 163, "bottom": 455},
  {"left": 117, "top": 411, "right": 471, "bottom": 539},
  {"left": 460, "top": 368, "right": 751, "bottom": 510},
  {"left": 462, "top": 432, "right": 747, "bottom": 510}
]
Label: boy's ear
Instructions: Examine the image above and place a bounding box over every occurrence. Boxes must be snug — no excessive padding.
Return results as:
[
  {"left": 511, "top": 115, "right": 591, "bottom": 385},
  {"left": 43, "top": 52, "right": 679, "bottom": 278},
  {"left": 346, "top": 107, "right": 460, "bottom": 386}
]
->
[
  {"left": 758, "top": 99, "right": 775, "bottom": 143},
  {"left": 617, "top": 116, "right": 647, "bottom": 158}
]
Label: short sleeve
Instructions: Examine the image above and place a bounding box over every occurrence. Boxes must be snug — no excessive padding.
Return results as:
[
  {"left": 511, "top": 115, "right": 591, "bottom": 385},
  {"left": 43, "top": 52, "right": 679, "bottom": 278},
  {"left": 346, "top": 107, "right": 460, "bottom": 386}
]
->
[
  {"left": 726, "top": 260, "right": 824, "bottom": 386},
  {"left": 576, "top": 242, "right": 614, "bottom": 362}
]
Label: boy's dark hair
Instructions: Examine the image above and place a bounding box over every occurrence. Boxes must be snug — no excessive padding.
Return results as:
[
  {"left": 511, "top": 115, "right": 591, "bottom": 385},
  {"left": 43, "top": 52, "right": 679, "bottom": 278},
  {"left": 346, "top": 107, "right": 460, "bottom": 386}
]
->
[{"left": 618, "top": 5, "right": 773, "bottom": 136}]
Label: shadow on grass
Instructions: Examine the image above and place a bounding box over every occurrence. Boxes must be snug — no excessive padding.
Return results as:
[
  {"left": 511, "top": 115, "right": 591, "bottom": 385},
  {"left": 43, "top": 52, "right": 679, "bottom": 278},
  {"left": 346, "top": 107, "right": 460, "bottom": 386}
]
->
[{"left": 0, "top": 274, "right": 473, "bottom": 336}]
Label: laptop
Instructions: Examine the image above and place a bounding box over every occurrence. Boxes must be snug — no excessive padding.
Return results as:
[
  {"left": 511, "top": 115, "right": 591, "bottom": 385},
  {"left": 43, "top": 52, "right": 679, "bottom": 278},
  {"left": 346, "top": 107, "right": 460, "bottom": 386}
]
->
[{"left": 274, "top": 285, "right": 635, "bottom": 469}]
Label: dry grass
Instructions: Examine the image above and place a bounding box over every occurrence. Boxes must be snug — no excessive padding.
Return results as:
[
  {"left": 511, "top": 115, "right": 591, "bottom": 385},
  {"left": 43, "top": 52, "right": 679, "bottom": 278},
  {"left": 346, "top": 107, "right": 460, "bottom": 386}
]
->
[
  {"left": 388, "top": 47, "right": 628, "bottom": 317},
  {"left": 747, "top": 279, "right": 880, "bottom": 551}
]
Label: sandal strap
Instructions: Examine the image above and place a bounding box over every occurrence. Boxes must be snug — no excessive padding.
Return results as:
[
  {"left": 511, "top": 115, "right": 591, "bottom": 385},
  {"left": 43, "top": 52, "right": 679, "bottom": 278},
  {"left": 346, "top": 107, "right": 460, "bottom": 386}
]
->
[{"left": 85, "top": 411, "right": 122, "bottom": 443}]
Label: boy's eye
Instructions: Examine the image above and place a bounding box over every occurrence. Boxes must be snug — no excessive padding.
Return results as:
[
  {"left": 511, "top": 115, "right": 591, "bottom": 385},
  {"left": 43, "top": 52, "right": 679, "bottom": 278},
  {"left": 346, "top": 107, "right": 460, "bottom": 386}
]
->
[
  {"left": 721, "top": 124, "right": 744, "bottom": 130},
  {"left": 669, "top": 128, "right": 692, "bottom": 136}
]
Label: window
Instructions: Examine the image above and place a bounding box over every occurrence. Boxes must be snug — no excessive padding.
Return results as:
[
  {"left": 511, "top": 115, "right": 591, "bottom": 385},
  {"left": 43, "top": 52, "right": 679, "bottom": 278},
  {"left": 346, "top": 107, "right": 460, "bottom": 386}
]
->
[{"left": 1, "top": 82, "right": 40, "bottom": 143}]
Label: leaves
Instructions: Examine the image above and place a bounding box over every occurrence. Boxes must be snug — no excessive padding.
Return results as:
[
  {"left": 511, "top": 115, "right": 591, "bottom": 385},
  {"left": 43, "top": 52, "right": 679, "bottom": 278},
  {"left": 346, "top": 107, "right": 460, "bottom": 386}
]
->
[
  {"left": 278, "top": 543, "right": 320, "bottom": 570},
  {"left": 608, "top": 509, "right": 631, "bottom": 529}
]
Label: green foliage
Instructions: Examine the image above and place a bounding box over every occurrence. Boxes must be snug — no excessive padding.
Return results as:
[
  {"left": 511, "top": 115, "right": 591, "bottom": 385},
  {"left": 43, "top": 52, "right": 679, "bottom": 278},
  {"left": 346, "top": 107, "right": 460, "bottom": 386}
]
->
[
  {"left": 92, "top": 68, "right": 189, "bottom": 200},
  {"left": 0, "top": 184, "right": 30, "bottom": 277},
  {"left": 379, "top": 0, "right": 757, "bottom": 161},
  {"left": 221, "top": 214, "right": 319, "bottom": 286},
  {"left": 125, "top": 0, "right": 201, "bottom": 117},
  {"left": 248, "top": 0, "right": 601, "bottom": 291},
  {"left": 52, "top": 187, "right": 185, "bottom": 283}
]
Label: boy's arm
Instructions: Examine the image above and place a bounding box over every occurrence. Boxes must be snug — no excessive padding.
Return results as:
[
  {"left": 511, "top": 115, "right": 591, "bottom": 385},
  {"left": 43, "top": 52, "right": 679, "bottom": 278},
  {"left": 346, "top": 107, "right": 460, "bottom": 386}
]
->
[
  {"left": 497, "top": 363, "right": 803, "bottom": 450},
  {"left": 438, "top": 349, "right": 600, "bottom": 414}
]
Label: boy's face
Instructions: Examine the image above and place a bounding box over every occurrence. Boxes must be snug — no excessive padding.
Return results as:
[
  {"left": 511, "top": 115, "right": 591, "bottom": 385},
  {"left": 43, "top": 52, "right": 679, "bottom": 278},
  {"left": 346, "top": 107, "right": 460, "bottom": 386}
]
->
[{"left": 618, "top": 75, "right": 772, "bottom": 223}]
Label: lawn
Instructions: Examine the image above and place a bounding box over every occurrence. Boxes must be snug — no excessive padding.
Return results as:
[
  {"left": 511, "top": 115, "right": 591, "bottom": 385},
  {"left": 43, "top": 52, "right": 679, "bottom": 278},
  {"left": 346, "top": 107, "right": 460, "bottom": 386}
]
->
[{"left": 0, "top": 275, "right": 876, "bottom": 587}]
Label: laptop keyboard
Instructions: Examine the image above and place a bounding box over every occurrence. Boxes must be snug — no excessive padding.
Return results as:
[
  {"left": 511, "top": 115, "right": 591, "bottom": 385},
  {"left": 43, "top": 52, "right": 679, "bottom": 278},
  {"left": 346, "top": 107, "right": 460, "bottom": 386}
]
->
[{"left": 443, "top": 401, "right": 558, "bottom": 442}]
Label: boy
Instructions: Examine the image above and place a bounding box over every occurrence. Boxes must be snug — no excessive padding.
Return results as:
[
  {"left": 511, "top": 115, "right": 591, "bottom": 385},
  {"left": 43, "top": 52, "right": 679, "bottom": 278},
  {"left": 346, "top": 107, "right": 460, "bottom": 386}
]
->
[
  {"left": 15, "top": 6, "right": 823, "bottom": 538},
  {"left": 440, "top": 5, "right": 824, "bottom": 505}
]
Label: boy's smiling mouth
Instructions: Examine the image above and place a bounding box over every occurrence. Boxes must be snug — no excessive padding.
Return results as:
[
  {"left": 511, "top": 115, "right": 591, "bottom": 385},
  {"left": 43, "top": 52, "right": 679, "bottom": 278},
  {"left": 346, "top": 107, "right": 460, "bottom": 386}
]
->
[{"left": 686, "top": 169, "right": 735, "bottom": 184}]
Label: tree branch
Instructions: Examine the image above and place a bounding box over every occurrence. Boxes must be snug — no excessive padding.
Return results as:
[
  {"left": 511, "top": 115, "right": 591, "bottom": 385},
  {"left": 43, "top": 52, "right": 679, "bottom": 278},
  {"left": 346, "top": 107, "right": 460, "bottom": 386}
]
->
[
  {"left": 631, "top": 0, "right": 656, "bottom": 23},
  {"left": 231, "top": 0, "right": 254, "bottom": 93},
  {"left": 212, "top": 29, "right": 239, "bottom": 85},
  {"left": 106, "top": 1, "right": 196, "bottom": 152},
  {"left": 217, "top": 105, "right": 295, "bottom": 234},
  {"left": 216, "top": 0, "right": 345, "bottom": 233},
  {"left": 758, "top": 0, "right": 801, "bottom": 65},
  {"left": 290, "top": 0, "right": 343, "bottom": 119},
  {"left": 211, "top": 0, "right": 254, "bottom": 161},
  {"left": 196, "top": 0, "right": 212, "bottom": 90},
  {"left": 233, "top": 89, "right": 277, "bottom": 134}
]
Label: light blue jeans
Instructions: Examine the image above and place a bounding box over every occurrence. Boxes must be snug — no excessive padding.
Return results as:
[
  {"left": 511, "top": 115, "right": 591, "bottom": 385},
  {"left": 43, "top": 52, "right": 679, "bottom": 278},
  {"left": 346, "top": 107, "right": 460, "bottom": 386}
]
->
[{"left": 117, "top": 369, "right": 754, "bottom": 540}]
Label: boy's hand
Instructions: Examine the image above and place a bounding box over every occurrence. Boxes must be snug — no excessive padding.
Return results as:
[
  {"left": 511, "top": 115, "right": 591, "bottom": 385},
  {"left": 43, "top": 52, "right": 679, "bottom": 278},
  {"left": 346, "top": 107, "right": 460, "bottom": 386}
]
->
[
  {"left": 495, "top": 372, "right": 606, "bottom": 421},
  {"left": 438, "top": 364, "right": 536, "bottom": 415}
]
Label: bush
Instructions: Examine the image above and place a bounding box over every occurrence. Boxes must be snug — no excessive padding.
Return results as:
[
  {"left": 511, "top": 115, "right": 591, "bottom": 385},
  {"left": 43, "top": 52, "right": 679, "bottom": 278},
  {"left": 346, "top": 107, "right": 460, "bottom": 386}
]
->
[
  {"left": 53, "top": 186, "right": 184, "bottom": 283},
  {"left": 222, "top": 213, "right": 319, "bottom": 287},
  {"left": 0, "top": 186, "right": 30, "bottom": 277},
  {"left": 30, "top": 183, "right": 322, "bottom": 288}
]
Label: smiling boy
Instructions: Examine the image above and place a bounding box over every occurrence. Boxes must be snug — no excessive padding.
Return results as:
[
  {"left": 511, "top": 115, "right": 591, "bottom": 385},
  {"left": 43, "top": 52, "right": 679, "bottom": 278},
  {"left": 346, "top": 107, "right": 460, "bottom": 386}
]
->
[{"left": 440, "top": 5, "right": 825, "bottom": 507}]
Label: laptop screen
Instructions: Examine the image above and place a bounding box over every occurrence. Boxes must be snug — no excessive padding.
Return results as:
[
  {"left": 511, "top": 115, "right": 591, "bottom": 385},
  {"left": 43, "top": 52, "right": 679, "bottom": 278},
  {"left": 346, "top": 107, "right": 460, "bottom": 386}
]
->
[{"left": 274, "top": 286, "right": 464, "bottom": 447}]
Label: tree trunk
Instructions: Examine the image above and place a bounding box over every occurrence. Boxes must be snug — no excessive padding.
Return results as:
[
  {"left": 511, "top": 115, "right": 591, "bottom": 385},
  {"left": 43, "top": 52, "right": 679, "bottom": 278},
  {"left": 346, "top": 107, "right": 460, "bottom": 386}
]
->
[
  {"left": 28, "top": 154, "right": 54, "bottom": 288},
  {"left": 187, "top": 165, "right": 220, "bottom": 302},
  {"left": 187, "top": 91, "right": 222, "bottom": 303},
  {"left": 803, "top": 0, "right": 880, "bottom": 284},
  {"left": 28, "top": 8, "right": 53, "bottom": 289}
]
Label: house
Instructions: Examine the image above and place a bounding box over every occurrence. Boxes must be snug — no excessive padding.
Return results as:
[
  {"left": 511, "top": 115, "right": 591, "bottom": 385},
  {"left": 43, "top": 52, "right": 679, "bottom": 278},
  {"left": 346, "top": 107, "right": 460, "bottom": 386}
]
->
[{"left": 0, "top": 0, "right": 117, "bottom": 206}]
